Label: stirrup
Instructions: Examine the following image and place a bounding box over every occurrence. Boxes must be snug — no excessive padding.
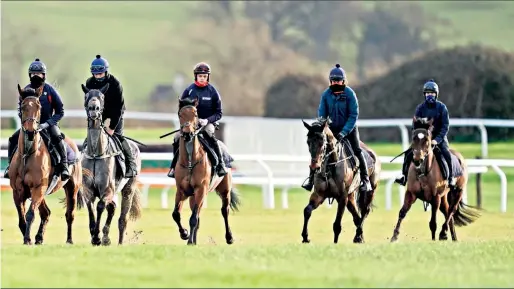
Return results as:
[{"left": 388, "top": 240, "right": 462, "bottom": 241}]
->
[
  {"left": 3, "top": 166, "right": 10, "bottom": 178},
  {"left": 301, "top": 177, "right": 314, "bottom": 191},
  {"left": 217, "top": 165, "right": 228, "bottom": 177},
  {"left": 167, "top": 168, "right": 175, "bottom": 178}
]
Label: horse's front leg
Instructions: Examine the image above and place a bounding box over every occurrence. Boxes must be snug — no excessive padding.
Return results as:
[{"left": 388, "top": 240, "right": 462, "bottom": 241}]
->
[
  {"left": 172, "top": 189, "right": 189, "bottom": 241},
  {"left": 188, "top": 186, "right": 207, "bottom": 245},
  {"left": 92, "top": 193, "right": 108, "bottom": 246},
  {"left": 13, "top": 190, "right": 27, "bottom": 238},
  {"left": 430, "top": 195, "right": 442, "bottom": 241},
  {"left": 438, "top": 194, "right": 450, "bottom": 241},
  {"left": 333, "top": 195, "right": 348, "bottom": 244},
  {"left": 391, "top": 190, "right": 417, "bottom": 242},
  {"left": 101, "top": 187, "right": 116, "bottom": 246},
  {"left": 35, "top": 199, "right": 51, "bottom": 245},
  {"left": 24, "top": 188, "right": 45, "bottom": 245},
  {"left": 301, "top": 192, "right": 324, "bottom": 243},
  {"left": 346, "top": 194, "right": 364, "bottom": 243}
]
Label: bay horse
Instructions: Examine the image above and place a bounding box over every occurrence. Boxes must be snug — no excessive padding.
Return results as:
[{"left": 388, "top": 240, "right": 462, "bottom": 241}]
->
[
  {"left": 301, "top": 118, "right": 381, "bottom": 244},
  {"left": 80, "top": 83, "right": 142, "bottom": 246},
  {"left": 390, "top": 117, "right": 481, "bottom": 242},
  {"left": 9, "top": 84, "right": 83, "bottom": 245},
  {"left": 171, "top": 97, "right": 240, "bottom": 245}
]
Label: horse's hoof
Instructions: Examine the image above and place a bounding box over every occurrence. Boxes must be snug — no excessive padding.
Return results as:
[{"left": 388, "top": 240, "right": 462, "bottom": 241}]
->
[
  {"left": 91, "top": 237, "right": 101, "bottom": 246},
  {"left": 390, "top": 236, "right": 398, "bottom": 243},
  {"left": 226, "top": 235, "right": 234, "bottom": 245},
  {"left": 66, "top": 240, "right": 74, "bottom": 245},
  {"left": 187, "top": 241, "right": 196, "bottom": 246},
  {"left": 23, "top": 239, "right": 32, "bottom": 245},
  {"left": 102, "top": 236, "right": 111, "bottom": 246},
  {"left": 35, "top": 240, "right": 43, "bottom": 245},
  {"left": 353, "top": 236, "right": 365, "bottom": 244},
  {"left": 302, "top": 239, "right": 310, "bottom": 244},
  {"left": 180, "top": 230, "right": 189, "bottom": 240},
  {"left": 439, "top": 235, "right": 448, "bottom": 241}
]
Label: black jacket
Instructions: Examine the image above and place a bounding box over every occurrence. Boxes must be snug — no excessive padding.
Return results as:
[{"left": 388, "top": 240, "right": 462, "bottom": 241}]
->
[{"left": 86, "top": 73, "right": 126, "bottom": 130}]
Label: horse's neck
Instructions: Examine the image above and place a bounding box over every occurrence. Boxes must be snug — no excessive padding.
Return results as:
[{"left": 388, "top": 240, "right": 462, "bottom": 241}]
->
[
  {"left": 87, "top": 120, "right": 109, "bottom": 156},
  {"left": 324, "top": 133, "right": 339, "bottom": 163},
  {"left": 179, "top": 135, "right": 204, "bottom": 164}
]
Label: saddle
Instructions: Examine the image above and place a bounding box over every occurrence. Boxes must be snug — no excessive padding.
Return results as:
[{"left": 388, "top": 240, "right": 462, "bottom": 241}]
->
[
  {"left": 433, "top": 147, "right": 463, "bottom": 179},
  {"left": 83, "top": 134, "right": 127, "bottom": 178},
  {"left": 39, "top": 130, "right": 78, "bottom": 166},
  {"left": 197, "top": 133, "right": 234, "bottom": 170},
  {"left": 336, "top": 139, "right": 373, "bottom": 171}
]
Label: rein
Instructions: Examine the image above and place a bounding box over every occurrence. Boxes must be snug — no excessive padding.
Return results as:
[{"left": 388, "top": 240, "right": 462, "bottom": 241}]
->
[{"left": 177, "top": 105, "right": 207, "bottom": 184}]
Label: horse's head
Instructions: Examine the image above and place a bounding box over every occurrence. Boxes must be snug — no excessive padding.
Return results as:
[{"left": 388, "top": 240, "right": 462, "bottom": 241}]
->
[
  {"left": 411, "top": 127, "right": 433, "bottom": 168},
  {"left": 303, "top": 117, "right": 332, "bottom": 169},
  {"left": 18, "top": 84, "right": 41, "bottom": 141},
  {"left": 81, "top": 83, "right": 109, "bottom": 123},
  {"left": 178, "top": 97, "right": 199, "bottom": 142}
]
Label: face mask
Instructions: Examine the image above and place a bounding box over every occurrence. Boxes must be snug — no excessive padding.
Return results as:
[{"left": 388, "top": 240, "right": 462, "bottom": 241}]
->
[
  {"left": 425, "top": 95, "right": 437, "bottom": 104},
  {"left": 329, "top": 84, "right": 345, "bottom": 93},
  {"left": 30, "top": 75, "right": 45, "bottom": 88},
  {"left": 94, "top": 76, "right": 106, "bottom": 82}
]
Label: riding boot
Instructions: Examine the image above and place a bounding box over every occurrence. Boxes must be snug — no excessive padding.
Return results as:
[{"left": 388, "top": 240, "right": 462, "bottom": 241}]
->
[
  {"left": 120, "top": 138, "right": 137, "bottom": 178},
  {"left": 167, "top": 141, "right": 179, "bottom": 178},
  {"left": 3, "top": 140, "right": 16, "bottom": 178},
  {"left": 56, "top": 140, "right": 70, "bottom": 181},
  {"left": 301, "top": 168, "right": 315, "bottom": 191},
  {"left": 444, "top": 153, "right": 455, "bottom": 187},
  {"left": 211, "top": 138, "right": 227, "bottom": 177},
  {"left": 395, "top": 149, "right": 412, "bottom": 186},
  {"left": 357, "top": 151, "right": 372, "bottom": 192}
]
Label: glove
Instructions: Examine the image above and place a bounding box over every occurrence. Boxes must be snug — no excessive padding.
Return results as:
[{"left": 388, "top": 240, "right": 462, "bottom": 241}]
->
[
  {"left": 198, "top": 119, "right": 208, "bottom": 127},
  {"left": 337, "top": 132, "right": 346, "bottom": 143},
  {"left": 38, "top": 122, "right": 50, "bottom": 131},
  {"left": 431, "top": 140, "right": 438, "bottom": 145}
]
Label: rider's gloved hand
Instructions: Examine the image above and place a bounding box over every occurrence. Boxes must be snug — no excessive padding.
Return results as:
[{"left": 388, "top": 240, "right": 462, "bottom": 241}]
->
[
  {"left": 198, "top": 119, "right": 208, "bottom": 127},
  {"left": 38, "top": 122, "right": 50, "bottom": 131},
  {"left": 431, "top": 140, "right": 438, "bottom": 145},
  {"left": 337, "top": 132, "right": 346, "bottom": 143}
]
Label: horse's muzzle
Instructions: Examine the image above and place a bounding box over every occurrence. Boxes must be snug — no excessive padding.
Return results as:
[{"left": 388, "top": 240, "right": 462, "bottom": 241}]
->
[{"left": 309, "top": 158, "right": 320, "bottom": 170}]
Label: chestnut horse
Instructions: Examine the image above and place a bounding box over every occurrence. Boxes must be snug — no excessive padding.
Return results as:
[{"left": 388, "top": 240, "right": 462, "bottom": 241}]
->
[
  {"left": 301, "top": 118, "right": 381, "bottom": 244},
  {"left": 171, "top": 97, "right": 240, "bottom": 245},
  {"left": 390, "top": 117, "right": 481, "bottom": 242},
  {"left": 9, "top": 84, "right": 83, "bottom": 245}
]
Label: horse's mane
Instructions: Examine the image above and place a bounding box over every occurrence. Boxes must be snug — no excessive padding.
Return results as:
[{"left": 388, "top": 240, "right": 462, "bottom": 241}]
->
[
  {"left": 20, "top": 88, "right": 37, "bottom": 99},
  {"left": 308, "top": 119, "right": 336, "bottom": 143}
]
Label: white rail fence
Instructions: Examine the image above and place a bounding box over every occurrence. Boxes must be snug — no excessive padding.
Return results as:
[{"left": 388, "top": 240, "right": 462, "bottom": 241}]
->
[
  {"left": 2, "top": 110, "right": 514, "bottom": 157},
  {"left": 1, "top": 151, "right": 512, "bottom": 212}
]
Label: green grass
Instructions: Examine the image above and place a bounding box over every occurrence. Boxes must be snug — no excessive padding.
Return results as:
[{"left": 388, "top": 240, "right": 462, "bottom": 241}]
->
[
  {"left": 2, "top": 1, "right": 514, "bottom": 110},
  {"left": 2, "top": 176, "right": 514, "bottom": 287}
]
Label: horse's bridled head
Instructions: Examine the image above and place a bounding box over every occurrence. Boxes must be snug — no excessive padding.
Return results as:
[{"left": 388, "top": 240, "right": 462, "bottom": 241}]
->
[
  {"left": 179, "top": 105, "right": 198, "bottom": 134},
  {"left": 87, "top": 97, "right": 103, "bottom": 119},
  {"left": 306, "top": 129, "right": 326, "bottom": 170},
  {"left": 412, "top": 128, "right": 431, "bottom": 167},
  {"left": 21, "top": 96, "right": 41, "bottom": 133}
]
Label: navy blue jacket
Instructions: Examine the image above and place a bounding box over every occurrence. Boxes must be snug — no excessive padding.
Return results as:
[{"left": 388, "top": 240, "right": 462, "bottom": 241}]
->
[
  {"left": 181, "top": 83, "right": 222, "bottom": 123},
  {"left": 414, "top": 100, "right": 450, "bottom": 144},
  {"left": 18, "top": 83, "right": 64, "bottom": 126},
  {"left": 318, "top": 86, "right": 359, "bottom": 136}
]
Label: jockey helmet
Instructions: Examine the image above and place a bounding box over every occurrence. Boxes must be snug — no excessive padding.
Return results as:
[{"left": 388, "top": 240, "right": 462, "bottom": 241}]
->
[
  {"left": 90, "top": 54, "right": 109, "bottom": 74},
  {"left": 329, "top": 64, "right": 346, "bottom": 82},
  {"left": 423, "top": 79, "right": 439, "bottom": 97},
  {"left": 193, "top": 62, "right": 211, "bottom": 75},
  {"left": 28, "top": 58, "right": 47, "bottom": 75}
]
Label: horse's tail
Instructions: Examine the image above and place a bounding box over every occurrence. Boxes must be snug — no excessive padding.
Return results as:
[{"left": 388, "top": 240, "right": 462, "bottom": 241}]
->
[
  {"left": 128, "top": 179, "right": 143, "bottom": 221},
  {"left": 59, "top": 186, "right": 85, "bottom": 210},
  {"left": 229, "top": 187, "right": 241, "bottom": 212},
  {"left": 453, "top": 202, "right": 481, "bottom": 227}
]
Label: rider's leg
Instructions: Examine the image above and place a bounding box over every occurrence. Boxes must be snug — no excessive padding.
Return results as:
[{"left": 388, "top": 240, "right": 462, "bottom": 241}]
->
[
  {"left": 49, "top": 125, "right": 70, "bottom": 181},
  {"left": 114, "top": 118, "right": 138, "bottom": 178},
  {"left": 438, "top": 141, "right": 455, "bottom": 186},
  {"left": 167, "top": 133, "right": 180, "bottom": 178},
  {"left": 301, "top": 167, "right": 315, "bottom": 191},
  {"left": 4, "top": 129, "right": 20, "bottom": 178},
  {"left": 347, "top": 127, "right": 372, "bottom": 192},
  {"left": 395, "top": 148, "right": 413, "bottom": 186},
  {"left": 205, "top": 123, "right": 227, "bottom": 177}
]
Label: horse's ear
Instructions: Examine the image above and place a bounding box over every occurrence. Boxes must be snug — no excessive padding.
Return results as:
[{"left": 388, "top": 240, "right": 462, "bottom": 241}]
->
[
  {"left": 17, "top": 84, "right": 23, "bottom": 97},
  {"left": 302, "top": 120, "right": 312, "bottom": 131},
  {"left": 99, "top": 83, "right": 110, "bottom": 94},
  {"left": 81, "top": 84, "right": 90, "bottom": 94}
]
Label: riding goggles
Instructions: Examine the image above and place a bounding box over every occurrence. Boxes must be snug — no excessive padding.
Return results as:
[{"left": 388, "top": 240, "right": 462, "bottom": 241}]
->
[
  {"left": 29, "top": 64, "right": 44, "bottom": 72},
  {"left": 90, "top": 65, "right": 106, "bottom": 73}
]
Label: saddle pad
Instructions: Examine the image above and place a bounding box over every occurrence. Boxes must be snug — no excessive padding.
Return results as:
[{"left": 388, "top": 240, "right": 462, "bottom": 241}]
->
[
  {"left": 337, "top": 139, "right": 373, "bottom": 171},
  {"left": 434, "top": 148, "right": 463, "bottom": 178}
]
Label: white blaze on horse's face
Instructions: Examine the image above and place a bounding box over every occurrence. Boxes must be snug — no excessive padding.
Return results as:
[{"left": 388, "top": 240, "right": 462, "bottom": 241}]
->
[
  {"left": 88, "top": 98, "right": 102, "bottom": 119},
  {"left": 418, "top": 133, "right": 425, "bottom": 140}
]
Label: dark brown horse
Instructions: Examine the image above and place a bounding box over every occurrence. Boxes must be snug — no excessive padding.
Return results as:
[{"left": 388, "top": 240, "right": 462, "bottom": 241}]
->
[
  {"left": 390, "top": 117, "right": 481, "bottom": 242},
  {"left": 171, "top": 97, "right": 241, "bottom": 245},
  {"left": 9, "top": 84, "right": 83, "bottom": 245},
  {"left": 301, "top": 118, "right": 381, "bottom": 244}
]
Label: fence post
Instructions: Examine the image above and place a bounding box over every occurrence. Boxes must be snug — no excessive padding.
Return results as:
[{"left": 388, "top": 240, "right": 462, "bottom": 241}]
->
[{"left": 475, "top": 156, "right": 482, "bottom": 209}]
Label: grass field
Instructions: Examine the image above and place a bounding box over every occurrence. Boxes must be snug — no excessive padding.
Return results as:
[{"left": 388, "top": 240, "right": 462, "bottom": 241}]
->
[{"left": 3, "top": 1, "right": 514, "bottom": 110}]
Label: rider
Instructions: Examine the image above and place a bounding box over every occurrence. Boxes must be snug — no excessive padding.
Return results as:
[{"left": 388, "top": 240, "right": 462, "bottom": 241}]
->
[
  {"left": 84, "top": 54, "right": 137, "bottom": 178},
  {"left": 167, "top": 62, "right": 227, "bottom": 178},
  {"left": 4, "top": 58, "right": 70, "bottom": 181},
  {"left": 302, "top": 63, "right": 372, "bottom": 193},
  {"left": 394, "top": 79, "right": 455, "bottom": 187}
]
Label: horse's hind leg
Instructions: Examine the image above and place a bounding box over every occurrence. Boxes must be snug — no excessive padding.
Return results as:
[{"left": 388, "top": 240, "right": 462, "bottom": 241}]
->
[
  {"left": 35, "top": 199, "right": 51, "bottom": 245},
  {"left": 86, "top": 199, "right": 96, "bottom": 239},
  {"left": 118, "top": 187, "right": 134, "bottom": 245},
  {"left": 102, "top": 202, "right": 116, "bottom": 246},
  {"left": 438, "top": 195, "right": 450, "bottom": 241},
  {"left": 301, "top": 192, "right": 324, "bottom": 243},
  {"left": 346, "top": 194, "right": 364, "bottom": 243},
  {"left": 430, "top": 196, "right": 442, "bottom": 241},
  {"left": 63, "top": 180, "right": 79, "bottom": 244},
  {"left": 172, "top": 190, "right": 189, "bottom": 241},
  {"left": 333, "top": 196, "right": 348, "bottom": 244},
  {"left": 216, "top": 177, "right": 234, "bottom": 244},
  {"left": 391, "top": 191, "right": 417, "bottom": 242}
]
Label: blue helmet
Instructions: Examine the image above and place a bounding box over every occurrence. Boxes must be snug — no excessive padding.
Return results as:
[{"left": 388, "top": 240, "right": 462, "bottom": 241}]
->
[
  {"left": 28, "top": 58, "right": 47, "bottom": 75},
  {"left": 90, "top": 54, "right": 109, "bottom": 74},
  {"left": 423, "top": 79, "right": 439, "bottom": 97},
  {"left": 329, "top": 63, "right": 346, "bottom": 82}
]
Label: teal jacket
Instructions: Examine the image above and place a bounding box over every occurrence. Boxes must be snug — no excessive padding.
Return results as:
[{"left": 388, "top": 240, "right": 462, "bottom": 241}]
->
[{"left": 317, "top": 86, "right": 359, "bottom": 136}]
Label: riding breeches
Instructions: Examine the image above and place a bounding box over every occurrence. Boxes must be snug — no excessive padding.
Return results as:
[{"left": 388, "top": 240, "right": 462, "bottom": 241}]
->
[{"left": 438, "top": 141, "right": 453, "bottom": 179}]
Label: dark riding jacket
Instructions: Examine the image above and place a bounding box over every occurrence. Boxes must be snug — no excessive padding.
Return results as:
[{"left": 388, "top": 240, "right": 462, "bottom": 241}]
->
[
  {"left": 181, "top": 83, "right": 222, "bottom": 124},
  {"left": 414, "top": 100, "right": 450, "bottom": 144},
  {"left": 85, "top": 74, "right": 125, "bottom": 131},
  {"left": 19, "top": 83, "right": 64, "bottom": 126},
  {"left": 318, "top": 86, "right": 359, "bottom": 136}
]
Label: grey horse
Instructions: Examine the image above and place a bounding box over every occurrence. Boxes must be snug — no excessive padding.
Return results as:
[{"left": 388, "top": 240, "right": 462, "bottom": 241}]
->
[{"left": 80, "top": 83, "right": 142, "bottom": 246}]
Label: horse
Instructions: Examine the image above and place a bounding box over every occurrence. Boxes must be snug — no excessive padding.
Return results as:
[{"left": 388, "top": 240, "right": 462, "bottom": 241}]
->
[
  {"left": 171, "top": 97, "right": 240, "bottom": 245},
  {"left": 9, "top": 84, "right": 83, "bottom": 245},
  {"left": 390, "top": 117, "right": 481, "bottom": 242},
  {"left": 80, "top": 83, "right": 142, "bottom": 246},
  {"left": 301, "top": 118, "right": 381, "bottom": 244}
]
